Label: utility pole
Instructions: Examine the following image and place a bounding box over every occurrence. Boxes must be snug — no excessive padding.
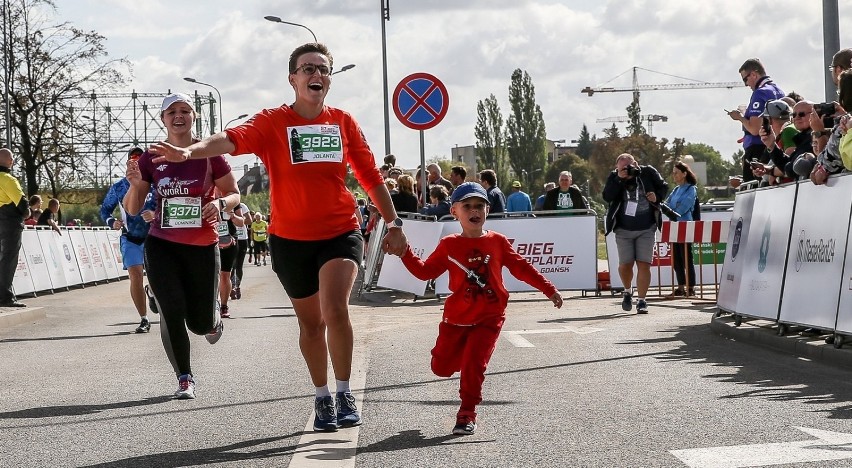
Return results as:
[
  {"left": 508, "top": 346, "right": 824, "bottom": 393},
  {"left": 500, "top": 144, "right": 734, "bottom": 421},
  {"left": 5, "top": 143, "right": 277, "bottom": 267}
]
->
[
  {"left": 2, "top": 0, "right": 12, "bottom": 147},
  {"left": 823, "top": 0, "right": 840, "bottom": 102},
  {"left": 380, "top": 0, "right": 391, "bottom": 156}
]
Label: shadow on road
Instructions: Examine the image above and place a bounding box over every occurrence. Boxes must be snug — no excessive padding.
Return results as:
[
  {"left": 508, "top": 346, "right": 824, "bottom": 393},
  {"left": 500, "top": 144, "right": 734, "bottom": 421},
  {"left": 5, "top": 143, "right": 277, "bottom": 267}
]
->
[
  {"left": 0, "top": 395, "right": 173, "bottom": 419},
  {"left": 78, "top": 432, "right": 305, "bottom": 468}
]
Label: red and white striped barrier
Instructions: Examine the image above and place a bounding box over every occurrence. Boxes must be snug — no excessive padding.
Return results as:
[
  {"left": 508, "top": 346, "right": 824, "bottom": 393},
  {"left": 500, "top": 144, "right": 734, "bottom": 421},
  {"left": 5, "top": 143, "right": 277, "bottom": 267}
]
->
[{"left": 661, "top": 220, "right": 729, "bottom": 244}]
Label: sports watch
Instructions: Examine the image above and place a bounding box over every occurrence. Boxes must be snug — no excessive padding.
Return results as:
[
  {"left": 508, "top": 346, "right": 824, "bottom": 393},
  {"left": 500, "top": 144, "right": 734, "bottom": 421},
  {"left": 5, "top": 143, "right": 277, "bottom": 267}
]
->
[
  {"left": 218, "top": 198, "right": 228, "bottom": 211},
  {"left": 388, "top": 217, "right": 403, "bottom": 229}
]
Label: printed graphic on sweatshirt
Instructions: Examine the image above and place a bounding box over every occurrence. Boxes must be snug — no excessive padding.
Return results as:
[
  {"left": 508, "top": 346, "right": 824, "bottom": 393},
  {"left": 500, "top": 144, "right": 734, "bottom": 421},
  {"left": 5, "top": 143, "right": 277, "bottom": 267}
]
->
[{"left": 448, "top": 249, "right": 498, "bottom": 304}]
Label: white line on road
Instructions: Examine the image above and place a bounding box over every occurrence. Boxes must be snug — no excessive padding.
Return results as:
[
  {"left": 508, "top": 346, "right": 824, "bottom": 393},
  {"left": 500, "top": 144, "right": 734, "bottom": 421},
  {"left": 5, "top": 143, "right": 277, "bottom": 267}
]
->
[
  {"left": 289, "top": 348, "right": 368, "bottom": 468},
  {"left": 670, "top": 426, "right": 852, "bottom": 467},
  {"left": 502, "top": 326, "right": 604, "bottom": 348}
]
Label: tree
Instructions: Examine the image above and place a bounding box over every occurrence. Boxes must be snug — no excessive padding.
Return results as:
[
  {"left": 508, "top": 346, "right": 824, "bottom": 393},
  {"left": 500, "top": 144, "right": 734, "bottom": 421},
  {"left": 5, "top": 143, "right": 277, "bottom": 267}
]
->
[
  {"left": 474, "top": 94, "right": 510, "bottom": 187},
  {"left": 626, "top": 100, "right": 645, "bottom": 136},
  {"left": 576, "top": 124, "right": 593, "bottom": 160},
  {"left": 1, "top": 0, "right": 129, "bottom": 196},
  {"left": 505, "top": 69, "right": 547, "bottom": 190}
]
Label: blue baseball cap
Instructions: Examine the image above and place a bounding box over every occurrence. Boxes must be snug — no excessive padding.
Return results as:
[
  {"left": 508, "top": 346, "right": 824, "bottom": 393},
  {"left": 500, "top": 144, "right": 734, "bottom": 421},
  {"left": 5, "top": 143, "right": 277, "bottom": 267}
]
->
[{"left": 451, "top": 182, "right": 488, "bottom": 203}]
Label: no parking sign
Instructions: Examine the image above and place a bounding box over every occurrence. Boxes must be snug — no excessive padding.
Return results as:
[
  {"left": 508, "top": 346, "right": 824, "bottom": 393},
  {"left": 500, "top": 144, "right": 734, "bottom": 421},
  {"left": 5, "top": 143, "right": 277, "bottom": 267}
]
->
[
  {"left": 393, "top": 72, "right": 450, "bottom": 204},
  {"left": 392, "top": 73, "right": 449, "bottom": 130}
]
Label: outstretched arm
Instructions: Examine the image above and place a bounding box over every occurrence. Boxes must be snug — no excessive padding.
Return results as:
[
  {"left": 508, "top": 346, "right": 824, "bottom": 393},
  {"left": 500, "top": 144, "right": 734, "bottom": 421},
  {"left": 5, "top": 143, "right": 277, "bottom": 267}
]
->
[{"left": 149, "top": 132, "right": 236, "bottom": 163}]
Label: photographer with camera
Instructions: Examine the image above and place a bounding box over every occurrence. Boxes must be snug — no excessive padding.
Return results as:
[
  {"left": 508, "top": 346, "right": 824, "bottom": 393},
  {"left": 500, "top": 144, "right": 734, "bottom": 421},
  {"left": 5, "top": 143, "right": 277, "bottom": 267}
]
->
[
  {"left": 808, "top": 71, "right": 852, "bottom": 184},
  {"left": 603, "top": 153, "right": 669, "bottom": 314}
]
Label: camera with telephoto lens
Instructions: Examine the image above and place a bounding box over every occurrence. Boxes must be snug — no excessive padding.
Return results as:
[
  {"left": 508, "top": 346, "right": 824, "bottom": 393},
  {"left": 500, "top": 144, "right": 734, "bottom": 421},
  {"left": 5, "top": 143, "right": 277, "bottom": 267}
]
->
[
  {"left": 657, "top": 202, "right": 681, "bottom": 221},
  {"left": 625, "top": 165, "right": 641, "bottom": 177},
  {"left": 814, "top": 102, "right": 835, "bottom": 117}
]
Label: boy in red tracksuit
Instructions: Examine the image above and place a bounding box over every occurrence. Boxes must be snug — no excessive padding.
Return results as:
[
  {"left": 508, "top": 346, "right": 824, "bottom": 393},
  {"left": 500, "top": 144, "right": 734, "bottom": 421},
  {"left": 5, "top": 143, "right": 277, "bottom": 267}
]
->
[{"left": 397, "top": 182, "right": 563, "bottom": 435}]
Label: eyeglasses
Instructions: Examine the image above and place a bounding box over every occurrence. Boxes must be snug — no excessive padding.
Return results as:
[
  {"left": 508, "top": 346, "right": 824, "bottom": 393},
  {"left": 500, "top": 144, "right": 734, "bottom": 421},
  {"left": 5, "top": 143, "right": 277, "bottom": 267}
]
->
[
  {"left": 792, "top": 112, "right": 810, "bottom": 118},
  {"left": 741, "top": 72, "right": 751, "bottom": 84},
  {"left": 292, "top": 63, "right": 332, "bottom": 76}
]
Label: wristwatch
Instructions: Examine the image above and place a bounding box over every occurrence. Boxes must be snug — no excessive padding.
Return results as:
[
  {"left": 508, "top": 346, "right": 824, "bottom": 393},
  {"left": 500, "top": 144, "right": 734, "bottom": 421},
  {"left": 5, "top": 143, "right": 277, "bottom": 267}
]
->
[
  {"left": 388, "top": 217, "right": 403, "bottom": 229},
  {"left": 218, "top": 198, "right": 228, "bottom": 211}
]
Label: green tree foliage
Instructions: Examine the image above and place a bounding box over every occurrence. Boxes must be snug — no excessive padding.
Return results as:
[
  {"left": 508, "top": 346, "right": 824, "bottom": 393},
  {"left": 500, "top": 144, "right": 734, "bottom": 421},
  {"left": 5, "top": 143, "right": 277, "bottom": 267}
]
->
[
  {"left": 474, "top": 94, "right": 510, "bottom": 187},
  {"left": 543, "top": 152, "right": 592, "bottom": 196},
  {"left": 626, "top": 100, "right": 645, "bottom": 136},
  {"left": 682, "top": 142, "right": 730, "bottom": 187},
  {"left": 1, "top": 0, "right": 129, "bottom": 196},
  {"left": 506, "top": 69, "right": 547, "bottom": 190},
  {"left": 576, "top": 124, "right": 593, "bottom": 160}
]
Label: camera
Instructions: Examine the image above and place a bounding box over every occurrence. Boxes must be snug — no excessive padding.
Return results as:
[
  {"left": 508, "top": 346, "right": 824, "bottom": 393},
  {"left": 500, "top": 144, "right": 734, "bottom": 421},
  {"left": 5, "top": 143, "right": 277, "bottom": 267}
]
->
[
  {"left": 625, "top": 165, "right": 641, "bottom": 177},
  {"left": 814, "top": 102, "right": 835, "bottom": 117},
  {"left": 657, "top": 202, "right": 681, "bottom": 221}
]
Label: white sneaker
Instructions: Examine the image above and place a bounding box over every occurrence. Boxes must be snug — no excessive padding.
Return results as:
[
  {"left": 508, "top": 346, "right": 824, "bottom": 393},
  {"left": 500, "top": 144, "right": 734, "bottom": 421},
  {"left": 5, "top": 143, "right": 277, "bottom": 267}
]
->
[{"left": 174, "top": 374, "right": 195, "bottom": 399}]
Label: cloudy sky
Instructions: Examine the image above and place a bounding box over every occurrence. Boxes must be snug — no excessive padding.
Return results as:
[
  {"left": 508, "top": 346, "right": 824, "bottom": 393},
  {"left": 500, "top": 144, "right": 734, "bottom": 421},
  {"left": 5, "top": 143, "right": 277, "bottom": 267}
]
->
[{"left": 52, "top": 0, "right": 852, "bottom": 175}]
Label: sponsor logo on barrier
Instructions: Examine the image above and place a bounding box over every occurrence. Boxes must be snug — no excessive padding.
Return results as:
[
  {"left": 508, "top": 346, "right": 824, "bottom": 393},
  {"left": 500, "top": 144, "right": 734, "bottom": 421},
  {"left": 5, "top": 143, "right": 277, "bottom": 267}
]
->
[
  {"left": 731, "top": 218, "right": 743, "bottom": 262},
  {"left": 794, "top": 230, "right": 836, "bottom": 272},
  {"left": 63, "top": 244, "right": 71, "bottom": 261},
  {"left": 757, "top": 220, "right": 771, "bottom": 273},
  {"left": 750, "top": 279, "right": 769, "bottom": 291},
  {"left": 510, "top": 241, "right": 574, "bottom": 273}
]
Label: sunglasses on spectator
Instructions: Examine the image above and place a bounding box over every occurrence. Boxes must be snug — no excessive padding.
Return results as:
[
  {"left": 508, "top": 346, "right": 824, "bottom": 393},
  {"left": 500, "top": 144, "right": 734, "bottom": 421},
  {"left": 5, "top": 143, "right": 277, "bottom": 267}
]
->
[
  {"left": 292, "top": 63, "right": 332, "bottom": 76},
  {"left": 792, "top": 112, "right": 810, "bottom": 118}
]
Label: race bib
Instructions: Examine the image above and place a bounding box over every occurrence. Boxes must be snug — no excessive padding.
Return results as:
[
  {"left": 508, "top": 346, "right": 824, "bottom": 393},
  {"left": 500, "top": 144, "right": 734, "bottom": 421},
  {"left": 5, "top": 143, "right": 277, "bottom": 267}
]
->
[
  {"left": 235, "top": 225, "right": 248, "bottom": 240},
  {"left": 288, "top": 125, "right": 343, "bottom": 164},
  {"left": 161, "top": 197, "right": 202, "bottom": 228},
  {"left": 216, "top": 220, "right": 230, "bottom": 236}
]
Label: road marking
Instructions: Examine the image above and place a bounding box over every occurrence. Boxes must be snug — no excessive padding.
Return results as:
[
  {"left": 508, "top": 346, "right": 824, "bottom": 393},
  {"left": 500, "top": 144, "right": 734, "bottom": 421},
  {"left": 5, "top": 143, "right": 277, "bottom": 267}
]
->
[
  {"left": 670, "top": 426, "right": 852, "bottom": 467},
  {"left": 502, "top": 326, "right": 604, "bottom": 348},
  {"left": 289, "top": 348, "right": 368, "bottom": 468}
]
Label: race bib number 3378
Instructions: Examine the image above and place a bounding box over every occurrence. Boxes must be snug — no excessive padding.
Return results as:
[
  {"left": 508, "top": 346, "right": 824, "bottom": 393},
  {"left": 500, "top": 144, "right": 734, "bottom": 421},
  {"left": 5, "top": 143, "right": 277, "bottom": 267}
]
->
[{"left": 162, "top": 197, "right": 203, "bottom": 228}]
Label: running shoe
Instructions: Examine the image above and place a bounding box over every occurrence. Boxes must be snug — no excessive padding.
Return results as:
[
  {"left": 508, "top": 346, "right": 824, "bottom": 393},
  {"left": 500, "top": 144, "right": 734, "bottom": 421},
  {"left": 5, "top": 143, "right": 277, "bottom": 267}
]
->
[
  {"left": 234, "top": 287, "right": 241, "bottom": 300},
  {"left": 145, "top": 285, "right": 159, "bottom": 315},
  {"left": 452, "top": 415, "right": 477, "bottom": 435},
  {"left": 174, "top": 374, "right": 195, "bottom": 399},
  {"left": 313, "top": 396, "right": 338, "bottom": 432},
  {"left": 636, "top": 299, "right": 649, "bottom": 314},
  {"left": 621, "top": 292, "right": 632, "bottom": 312},
  {"left": 229, "top": 288, "right": 237, "bottom": 300},
  {"left": 220, "top": 304, "right": 231, "bottom": 319},
  {"left": 135, "top": 317, "right": 150, "bottom": 334},
  {"left": 336, "top": 392, "right": 362, "bottom": 428},
  {"left": 205, "top": 320, "right": 224, "bottom": 345}
]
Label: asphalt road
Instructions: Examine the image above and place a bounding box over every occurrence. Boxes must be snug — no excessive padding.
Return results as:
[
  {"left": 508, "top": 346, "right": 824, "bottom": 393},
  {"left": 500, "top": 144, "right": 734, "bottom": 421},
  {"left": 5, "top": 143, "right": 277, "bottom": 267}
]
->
[{"left": 3, "top": 265, "right": 852, "bottom": 468}]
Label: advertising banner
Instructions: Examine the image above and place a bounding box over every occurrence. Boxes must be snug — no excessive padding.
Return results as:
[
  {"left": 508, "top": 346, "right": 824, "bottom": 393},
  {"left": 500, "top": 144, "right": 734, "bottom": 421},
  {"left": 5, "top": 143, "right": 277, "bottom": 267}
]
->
[
  {"left": 376, "top": 220, "right": 444, "bottom": 295},
  {"left": 736, "top": 183, "right": 797, "bottom": 320},
  {"left": 68, "top": 229, "right": 96, "bottom": 284},
  {"left": 20, "top": 229, "right": 53, "bottom": 293},
  {"left": 717, "top": 190, "right": 757, "bottom": 312},
  {"left": 11, "top": 244, "right": 35, "bottom": 296},
  {"left": 81, "top": 230, "right": 108, "bottom": 282},
  {"left": 105, "top": 230, "right": 128, "bottom": 278},
  {"left": 434, "top": 215, "right": 599, "bottom": 294},
  {"left": 781, "top": 177, "right": 852, "bottom": 329},
  {"left": 38, "top": 229, "right": 73, "bottom": 288}
]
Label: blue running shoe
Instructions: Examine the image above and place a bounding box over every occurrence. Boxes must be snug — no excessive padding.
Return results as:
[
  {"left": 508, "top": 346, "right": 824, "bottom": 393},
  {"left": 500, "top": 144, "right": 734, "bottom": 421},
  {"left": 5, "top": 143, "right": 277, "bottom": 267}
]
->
[
  {"left": 313, "top": 396, "right": 338, "bottom": 432},
  {"left": 336, "top": 392, "right": 362, "bottom": 428},
  {"left": 636, "top": 299, "right": 648, "bottom": 314}
]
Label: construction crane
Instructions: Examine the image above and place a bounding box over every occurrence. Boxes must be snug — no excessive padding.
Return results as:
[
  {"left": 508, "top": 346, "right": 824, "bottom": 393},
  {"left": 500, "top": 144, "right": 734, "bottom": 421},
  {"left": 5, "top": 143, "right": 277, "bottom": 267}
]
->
[
  {"left": 581, "top": 67, "right": 741, "bottom": 104},
  {"left": 597, "top": 114, "right": 669, "bottom": 136}
]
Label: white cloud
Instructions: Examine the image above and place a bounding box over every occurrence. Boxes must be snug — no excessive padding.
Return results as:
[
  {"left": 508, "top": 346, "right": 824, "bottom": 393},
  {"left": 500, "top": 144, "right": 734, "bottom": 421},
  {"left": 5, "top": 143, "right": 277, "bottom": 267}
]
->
[{"left": 52, "top": 0, "right": 852, "bottom": 173}]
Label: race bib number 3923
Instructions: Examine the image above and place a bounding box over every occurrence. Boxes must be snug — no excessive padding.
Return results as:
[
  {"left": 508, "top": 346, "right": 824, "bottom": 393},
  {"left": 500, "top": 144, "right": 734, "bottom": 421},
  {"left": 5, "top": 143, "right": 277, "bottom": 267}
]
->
[{"left": 288, "top": 124, "right": 343, "bottom": 164}]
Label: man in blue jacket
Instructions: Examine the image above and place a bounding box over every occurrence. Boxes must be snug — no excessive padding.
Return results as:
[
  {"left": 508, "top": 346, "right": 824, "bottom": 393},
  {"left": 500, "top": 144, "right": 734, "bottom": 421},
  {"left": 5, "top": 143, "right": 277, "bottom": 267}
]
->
[
  {"left": 603, "top": 153, "right": 668, "bottom": 315},
  {"left": 100, "top": 147, "right": 156, "bottom": 333}
]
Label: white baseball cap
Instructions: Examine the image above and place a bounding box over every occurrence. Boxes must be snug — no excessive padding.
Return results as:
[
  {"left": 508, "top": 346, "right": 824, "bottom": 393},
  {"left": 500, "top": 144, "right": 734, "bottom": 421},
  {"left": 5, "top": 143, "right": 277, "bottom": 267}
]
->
[{"left": 161, "top": 93, "right": 195, "bottom": 114}]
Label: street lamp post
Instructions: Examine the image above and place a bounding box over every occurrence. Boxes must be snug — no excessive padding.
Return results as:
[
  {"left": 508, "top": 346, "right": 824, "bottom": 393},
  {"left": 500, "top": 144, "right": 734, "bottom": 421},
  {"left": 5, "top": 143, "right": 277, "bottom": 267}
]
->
[
  {"left": 380, "top": 0, "right": 391, "bottom": 156},
  {"left": 332, "top": 64, "right": 356, "bottom": 75},
  {"left": 183, "top": 77, "right": 223, "bottom": 134},
  {"left": 264, "top": 16, "right": 317, "bottom": 42},
  {"left": 224, "top": 114, "right": 249, "bottom": 129}
]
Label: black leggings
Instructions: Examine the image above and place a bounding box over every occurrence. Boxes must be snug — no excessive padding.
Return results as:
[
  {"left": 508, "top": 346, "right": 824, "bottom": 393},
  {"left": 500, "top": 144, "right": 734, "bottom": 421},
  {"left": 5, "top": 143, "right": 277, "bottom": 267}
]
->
[
  {"left": 144, "top": 235, "right": 219, "bottom": 377},
  {"left": 672, "top": 242, "right": 696, "bottom": 289},
  {"left": 233, "top": 239, "right": 248, "bottom": 286}
]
